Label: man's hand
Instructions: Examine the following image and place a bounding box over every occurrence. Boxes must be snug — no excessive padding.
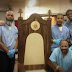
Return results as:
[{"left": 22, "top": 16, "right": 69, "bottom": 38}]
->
[
  {"left": 0, "top": 20, "right": 4, "bottom": 26},
  {"left": 7, "top": 49, "right": 16, "bottom": 58},
  {"left": 68, "top": 69, "right": 72, "bottom": 72},
  {"left": 57, "top": 67, "right": 65, "bottom": 72},
  {"left": 54, "top": 39, "right": 62, "bottom": 45}
]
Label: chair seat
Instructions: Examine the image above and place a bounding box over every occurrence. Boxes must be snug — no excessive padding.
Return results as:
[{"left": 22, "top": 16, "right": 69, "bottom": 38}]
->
[{"left": 26, "top": 69, "right": 46, "bottom": 72}]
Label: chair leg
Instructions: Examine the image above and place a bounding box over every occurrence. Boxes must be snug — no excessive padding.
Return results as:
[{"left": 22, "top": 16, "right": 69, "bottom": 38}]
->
[{"left": 18, "top": 63, "right": 25, "bottom": 72}]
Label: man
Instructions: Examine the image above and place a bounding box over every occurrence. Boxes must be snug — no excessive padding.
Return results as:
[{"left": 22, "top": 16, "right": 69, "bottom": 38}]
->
[
  {"left": 0, "top": 10, "right": 18, "bottom": 72},
  {"left": 51, "top": 14, "right": 70, "bottom": 51},
  {"left": 48, "top": 40, "right": 72, "bottom": 72},
  {"left": 64, "top": 9, "right": 72, "bottom": 50}
]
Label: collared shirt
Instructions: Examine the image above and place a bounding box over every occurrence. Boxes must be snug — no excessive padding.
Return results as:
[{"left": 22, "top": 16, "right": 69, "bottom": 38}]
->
[
  {"left": 49, "top": 48, "right": 72, "bottom": 71},
  {"left": 51, "top": 24, "right": 70, "bottom": 51},
  {"left": 64, "top": 21, "right": 72, "bottom": 44},
  {"left": 0, "top": 23, "right": 18, "bottom": 50}
]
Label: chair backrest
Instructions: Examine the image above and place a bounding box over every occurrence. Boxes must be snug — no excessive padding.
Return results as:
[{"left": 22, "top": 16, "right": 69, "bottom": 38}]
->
[{"left": 18, "top": 13, "right": 51, "bottom": 71}]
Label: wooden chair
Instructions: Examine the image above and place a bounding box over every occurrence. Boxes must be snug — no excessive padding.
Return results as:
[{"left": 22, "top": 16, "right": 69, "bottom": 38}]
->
[{"left": 18, "top": 13, "right": 51, "bottom": 72}]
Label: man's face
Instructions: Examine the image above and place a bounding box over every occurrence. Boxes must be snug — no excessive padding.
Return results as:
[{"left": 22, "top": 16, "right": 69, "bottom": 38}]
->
[
  {"left": 60, "top": 41, "right": 69, "bottom": 55},
  {"left": 6, "top": 11, "right": 14, "bottom": 21},
  {"left": 56, "top": 15, "right": 64, "bottom": 25},
  {"left": 67, "top": 11, "right": 72, "bottom": 21}
]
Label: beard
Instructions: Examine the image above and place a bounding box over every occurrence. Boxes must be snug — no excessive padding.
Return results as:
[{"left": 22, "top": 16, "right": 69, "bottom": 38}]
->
[
  {"left": 61, "top": 49, "right": 68, "bottom": 55},
  {"left": 69, "top": 18, "right": 72, "bottom": 22},
  {"left": 68, "top": 16, "right": 72, "bottom": 22},
  {"left": 6, "top": 18, "right": 14, "bottom": 26},
  {"left": 57, "top": 22, "right": 62, "bottom": 27}
]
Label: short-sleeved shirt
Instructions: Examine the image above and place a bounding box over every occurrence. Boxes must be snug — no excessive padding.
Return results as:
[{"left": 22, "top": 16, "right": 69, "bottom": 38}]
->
[
  {"left": 64, "top": 21, "right": 72, "bottom": 44},
  {"left": 51, "top": 24, "right": 70, "bottom": 51},
  {"left": 0, "top": 23, "right": 18, "bottom": 50},
  {"left": 49, "top": 48, "right": 72, "bottom": 71}
]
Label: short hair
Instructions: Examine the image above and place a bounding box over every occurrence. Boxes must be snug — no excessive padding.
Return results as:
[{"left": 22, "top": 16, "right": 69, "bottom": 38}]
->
[
  {"left": 56, "top": 13, "right": 64, "bottom": 18},
  {"left": 6, "top": 10, "right": 14, "bottom": 15},
  {"left": 66, "top": 9, "right": 72, "bottom": 16},
  {"left": 60, "top": 40, "right": 69, "bottom": 45}
]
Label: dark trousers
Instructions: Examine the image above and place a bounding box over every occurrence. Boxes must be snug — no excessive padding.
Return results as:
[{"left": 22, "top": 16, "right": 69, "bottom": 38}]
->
[{"left": 0, "top": 51, "right": 15, "bottom": 72}]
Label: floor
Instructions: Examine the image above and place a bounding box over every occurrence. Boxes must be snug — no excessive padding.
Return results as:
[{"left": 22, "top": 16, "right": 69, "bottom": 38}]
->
[
  {"left": 13, "top": 54, "right": 18, "bottom": 72},
  {"left": 26, "top": 69, "right": 46, "bottom": 72},
  {"left": 13, "top": 54, "right": 49, "bottom": 72}
]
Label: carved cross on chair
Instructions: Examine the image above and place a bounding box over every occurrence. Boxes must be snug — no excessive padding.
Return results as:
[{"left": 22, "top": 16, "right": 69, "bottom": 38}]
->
[
  {"left": 48, "top": 10, "right": 51, "bottom": 19},
  {"left": 18, "top": 8, "right": 23, "bottom": 19}
]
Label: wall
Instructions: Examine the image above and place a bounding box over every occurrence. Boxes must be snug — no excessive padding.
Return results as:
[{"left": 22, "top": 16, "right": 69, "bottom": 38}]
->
[
  {"left": 10, "top": 0, "right": 25, "bottom": 20},
  {"left": 24, "top": 0, "right": 72, "bottom": 19},
  {"left": 0, "top": 0, "right": 72, "bottom": 20},
  {"left": 0, "top": 0, "right": 25, "bottom": 20}
]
